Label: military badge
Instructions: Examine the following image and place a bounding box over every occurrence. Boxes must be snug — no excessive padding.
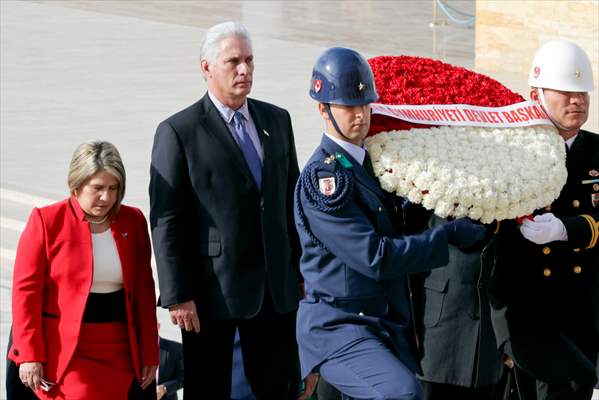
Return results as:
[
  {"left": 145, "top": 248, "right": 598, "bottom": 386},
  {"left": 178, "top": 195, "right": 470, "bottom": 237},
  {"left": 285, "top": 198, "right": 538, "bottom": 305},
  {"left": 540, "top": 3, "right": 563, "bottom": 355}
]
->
[
  {"left": 314, "top": 79, "right": 322, "bottom": 93},
  {"left": 335, "top": 152, "right": 353, "bottom": 168},
  {"left": 590, "top": 169, "right": 599, "bottom": 177},
  {"left": 319, "top": 177, "right": 336, "bottom": 196},
  {"left": 592, "top": 193, "right": 599, "bottom": 208}
]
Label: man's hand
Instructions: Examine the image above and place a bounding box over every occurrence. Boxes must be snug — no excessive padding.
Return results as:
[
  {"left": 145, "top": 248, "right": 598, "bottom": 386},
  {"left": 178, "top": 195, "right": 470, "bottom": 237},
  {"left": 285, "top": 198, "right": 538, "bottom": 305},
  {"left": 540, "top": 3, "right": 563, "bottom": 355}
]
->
[
  {"left": 169, "top": 300, "right": 200, "bottom": 333},
  {"left": 157, "top": 384, "right": 167, "bottom": 400},
  {"left": 298, "top": 372, "right": 319, "bottom": 400},
  {"left": 19, "top": 362, "right": 44, "bottom": 392},
  {"left": 140, "top": 365, "right": 158, "bottom": 389},
  {"left": 519, "top": 213, "right": 568, "bottom": 244}
]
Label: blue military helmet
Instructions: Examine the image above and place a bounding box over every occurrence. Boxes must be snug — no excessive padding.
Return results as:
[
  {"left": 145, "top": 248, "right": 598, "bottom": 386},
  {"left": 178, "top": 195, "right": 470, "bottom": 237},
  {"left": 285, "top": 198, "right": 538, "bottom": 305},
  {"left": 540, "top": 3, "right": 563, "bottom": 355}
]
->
[{"left": 310, "top": 47, "right": 379, "bottom": 106}]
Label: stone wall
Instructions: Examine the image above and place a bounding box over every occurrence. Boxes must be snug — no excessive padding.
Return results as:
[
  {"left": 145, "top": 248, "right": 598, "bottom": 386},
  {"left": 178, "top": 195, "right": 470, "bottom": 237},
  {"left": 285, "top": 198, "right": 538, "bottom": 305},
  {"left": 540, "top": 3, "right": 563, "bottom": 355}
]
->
[{"left": 475, "top": 0, "right": 598, "bottom": 83}]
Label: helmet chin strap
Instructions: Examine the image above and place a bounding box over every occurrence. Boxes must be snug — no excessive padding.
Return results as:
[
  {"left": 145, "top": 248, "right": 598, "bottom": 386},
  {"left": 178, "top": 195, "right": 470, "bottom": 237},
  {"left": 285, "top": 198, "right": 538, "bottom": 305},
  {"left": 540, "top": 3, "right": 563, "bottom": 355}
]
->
[
  {"left": 537, "top": 88, "right": 568, "bottom": 131},
  {"left": 324, "top": 103, "right": 353, "bottom": 142}
]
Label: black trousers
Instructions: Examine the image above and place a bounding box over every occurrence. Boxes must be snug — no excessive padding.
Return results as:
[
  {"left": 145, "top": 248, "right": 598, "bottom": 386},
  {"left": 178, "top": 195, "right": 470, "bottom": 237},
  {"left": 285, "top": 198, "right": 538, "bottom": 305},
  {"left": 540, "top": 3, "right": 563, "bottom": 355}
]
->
[
  {"left": 181, "top": 290, "right": 299, "bottom": 399},
  {"left": 420, "top": 381, "right": 495, "bottom": 400},
  {"left": 505, "top": 331, "right": 598, "bottom": 400},
  {"left": 316, "top": 378, "right": 342, "bottom": 400}
]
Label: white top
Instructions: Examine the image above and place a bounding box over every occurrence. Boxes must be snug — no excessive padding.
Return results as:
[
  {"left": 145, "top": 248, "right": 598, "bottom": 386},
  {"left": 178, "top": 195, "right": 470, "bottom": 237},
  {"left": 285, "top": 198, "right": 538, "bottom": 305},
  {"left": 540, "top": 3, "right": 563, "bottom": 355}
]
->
[{"left": 90, "top": 229, "right": 123, "bottom": 293}]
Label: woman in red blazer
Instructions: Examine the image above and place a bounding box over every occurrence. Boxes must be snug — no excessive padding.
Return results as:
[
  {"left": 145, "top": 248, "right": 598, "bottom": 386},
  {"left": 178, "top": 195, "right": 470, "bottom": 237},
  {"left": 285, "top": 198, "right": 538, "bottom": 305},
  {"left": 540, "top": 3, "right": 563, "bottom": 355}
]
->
[{"left": 10, "top": 141, "right": 159, "bottom": 399}]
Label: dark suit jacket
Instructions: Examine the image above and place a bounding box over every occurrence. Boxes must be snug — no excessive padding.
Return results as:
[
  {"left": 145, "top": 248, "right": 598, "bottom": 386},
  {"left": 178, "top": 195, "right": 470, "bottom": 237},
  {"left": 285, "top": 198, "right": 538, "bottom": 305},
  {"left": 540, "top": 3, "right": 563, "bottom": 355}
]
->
[
  {"left": 489, "top": 130, "right": 599, "bottom": 360},
  {"left": 158, "top": 337, "right": 183, "bottom": 400},
  {"left": 150, "top": 93, "right": 301, "bottom": 318}
]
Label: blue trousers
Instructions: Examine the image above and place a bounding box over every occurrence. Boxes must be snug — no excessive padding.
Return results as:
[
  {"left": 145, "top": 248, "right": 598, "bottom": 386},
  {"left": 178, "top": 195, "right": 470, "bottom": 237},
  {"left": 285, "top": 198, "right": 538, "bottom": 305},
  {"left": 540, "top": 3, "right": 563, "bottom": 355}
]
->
[{"left": 319, "top": 338, "right": 424, "bottom": 400}]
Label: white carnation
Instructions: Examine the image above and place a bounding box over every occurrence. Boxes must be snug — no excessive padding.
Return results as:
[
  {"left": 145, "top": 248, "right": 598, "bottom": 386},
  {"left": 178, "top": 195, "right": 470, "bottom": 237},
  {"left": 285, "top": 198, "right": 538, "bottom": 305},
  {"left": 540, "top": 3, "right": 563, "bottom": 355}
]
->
[{"left": 365, "top": 125, "right": 566, "bottom": 223}]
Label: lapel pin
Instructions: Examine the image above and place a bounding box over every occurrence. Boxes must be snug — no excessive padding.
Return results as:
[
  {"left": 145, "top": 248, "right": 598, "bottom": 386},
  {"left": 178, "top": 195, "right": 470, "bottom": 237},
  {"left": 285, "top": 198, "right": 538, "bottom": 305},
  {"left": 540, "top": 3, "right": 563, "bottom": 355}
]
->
[
  {"left": 122, "top": 232, "right": 128, "bottom": 239},
  {"left": 324, "top": 154, "right": 335, "bottom": 165},
  {"left": 263, "top": 129, "right": 270, "bottom": 137}
]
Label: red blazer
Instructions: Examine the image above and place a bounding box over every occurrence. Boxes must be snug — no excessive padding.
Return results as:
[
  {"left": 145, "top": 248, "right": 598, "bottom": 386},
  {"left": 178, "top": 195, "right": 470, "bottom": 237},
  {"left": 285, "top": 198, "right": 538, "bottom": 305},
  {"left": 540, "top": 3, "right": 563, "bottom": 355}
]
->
[{"left": 10, "top": 197, "right": 159, "bottom": 383}]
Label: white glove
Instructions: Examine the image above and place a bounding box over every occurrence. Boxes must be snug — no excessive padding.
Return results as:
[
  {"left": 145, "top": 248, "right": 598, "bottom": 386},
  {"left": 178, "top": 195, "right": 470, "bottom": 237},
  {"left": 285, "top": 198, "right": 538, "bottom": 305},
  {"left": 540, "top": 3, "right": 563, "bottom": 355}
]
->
[{"left": 519, "top": 213, "right": 568, "bottom": 244}]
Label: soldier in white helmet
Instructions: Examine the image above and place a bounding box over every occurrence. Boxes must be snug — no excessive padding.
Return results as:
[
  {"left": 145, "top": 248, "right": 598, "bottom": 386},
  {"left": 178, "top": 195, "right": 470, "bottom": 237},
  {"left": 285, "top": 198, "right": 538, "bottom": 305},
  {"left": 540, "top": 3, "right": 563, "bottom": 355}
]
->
[{"left": 489, "top": 40, "right": 599, "bottom": 400}]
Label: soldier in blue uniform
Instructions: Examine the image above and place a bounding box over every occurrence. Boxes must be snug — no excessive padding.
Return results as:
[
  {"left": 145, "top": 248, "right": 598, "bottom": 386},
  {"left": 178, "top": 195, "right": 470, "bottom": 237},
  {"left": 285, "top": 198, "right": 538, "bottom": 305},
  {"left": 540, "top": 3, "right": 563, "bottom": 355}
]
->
[
  {"left": 489, "top": 40, "right": 599, "bottom": 400},
  {"left": 294, "top": 47, "right": 486, "bottom": 400}
]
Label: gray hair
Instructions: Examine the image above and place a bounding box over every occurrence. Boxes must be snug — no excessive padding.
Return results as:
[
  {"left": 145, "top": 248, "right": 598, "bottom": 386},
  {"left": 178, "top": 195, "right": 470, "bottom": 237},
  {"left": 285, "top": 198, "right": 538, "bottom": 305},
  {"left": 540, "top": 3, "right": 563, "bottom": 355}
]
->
[
  {"left": 68, "top": 141, "right": 126, "bottom": 214},
  {"left": 200, "top": 21, "right": 252, "bottom": 65}
]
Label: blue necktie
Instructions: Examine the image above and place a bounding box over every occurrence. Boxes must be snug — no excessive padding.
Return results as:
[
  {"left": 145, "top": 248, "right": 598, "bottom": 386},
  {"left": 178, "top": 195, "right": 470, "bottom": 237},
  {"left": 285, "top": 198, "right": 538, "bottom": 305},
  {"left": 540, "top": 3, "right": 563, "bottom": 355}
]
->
[{"left": 233, "top": 112, "right": 262, "bottom": 189}]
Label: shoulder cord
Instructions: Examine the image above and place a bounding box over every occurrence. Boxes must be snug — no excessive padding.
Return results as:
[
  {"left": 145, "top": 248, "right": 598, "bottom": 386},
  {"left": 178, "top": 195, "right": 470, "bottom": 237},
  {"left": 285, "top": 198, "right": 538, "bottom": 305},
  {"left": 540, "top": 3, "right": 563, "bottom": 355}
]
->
[{"left": 295, "top": 161, "right": 354, "bottom": 249}]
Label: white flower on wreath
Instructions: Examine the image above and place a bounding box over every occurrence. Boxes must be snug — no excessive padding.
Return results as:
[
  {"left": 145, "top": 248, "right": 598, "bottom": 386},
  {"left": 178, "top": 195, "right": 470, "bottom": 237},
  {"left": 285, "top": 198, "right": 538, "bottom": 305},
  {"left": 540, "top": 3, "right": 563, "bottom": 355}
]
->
[{"left": 365, "top": 125, "right": 567, "bottom": 224}]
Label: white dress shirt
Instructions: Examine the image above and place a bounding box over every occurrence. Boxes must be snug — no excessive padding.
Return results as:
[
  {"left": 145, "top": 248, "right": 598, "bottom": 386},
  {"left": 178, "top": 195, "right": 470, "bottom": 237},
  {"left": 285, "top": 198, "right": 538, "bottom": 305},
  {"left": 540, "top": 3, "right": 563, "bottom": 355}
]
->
[
  {"left": 208, "top": 91, "right": 264, "bottom": 162},
  {"left": 324, "top": 132, "right": 366, "bottom": 165}
]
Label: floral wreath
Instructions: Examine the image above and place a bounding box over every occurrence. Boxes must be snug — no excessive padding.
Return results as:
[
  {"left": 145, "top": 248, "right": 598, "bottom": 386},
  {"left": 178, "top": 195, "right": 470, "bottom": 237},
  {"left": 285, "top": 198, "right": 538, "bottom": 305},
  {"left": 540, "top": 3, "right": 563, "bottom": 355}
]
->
[{"left": 365, "top": 56, "right": 566, "bottom": 224}]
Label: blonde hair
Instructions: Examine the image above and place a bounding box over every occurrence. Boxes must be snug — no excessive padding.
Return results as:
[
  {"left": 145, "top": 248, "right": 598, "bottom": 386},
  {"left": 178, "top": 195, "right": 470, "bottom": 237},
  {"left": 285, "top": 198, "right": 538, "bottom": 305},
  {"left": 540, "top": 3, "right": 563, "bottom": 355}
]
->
[{"left": 68, "top": 141, "right": 126, "bottom": 214}]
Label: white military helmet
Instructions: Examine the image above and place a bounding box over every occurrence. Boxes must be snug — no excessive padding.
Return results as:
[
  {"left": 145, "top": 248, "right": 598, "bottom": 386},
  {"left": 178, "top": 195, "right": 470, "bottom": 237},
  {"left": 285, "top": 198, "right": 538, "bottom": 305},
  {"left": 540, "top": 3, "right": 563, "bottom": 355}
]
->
[{"left": 528, "top": 40, "right": 594, "bottom": 92}]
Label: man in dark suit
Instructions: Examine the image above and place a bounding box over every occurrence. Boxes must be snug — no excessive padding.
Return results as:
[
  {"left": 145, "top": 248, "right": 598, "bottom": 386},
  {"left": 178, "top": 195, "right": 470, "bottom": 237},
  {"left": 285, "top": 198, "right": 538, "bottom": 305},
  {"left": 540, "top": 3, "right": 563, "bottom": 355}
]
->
[
  {"left": 294, "top": 47, "right": 485, "bottom": 400},
  {"left": 489, "top": 40, "right": 598, "bottom": 400},
  {"left": 149, "top": 21, "right": 305, "bottom": 399}
]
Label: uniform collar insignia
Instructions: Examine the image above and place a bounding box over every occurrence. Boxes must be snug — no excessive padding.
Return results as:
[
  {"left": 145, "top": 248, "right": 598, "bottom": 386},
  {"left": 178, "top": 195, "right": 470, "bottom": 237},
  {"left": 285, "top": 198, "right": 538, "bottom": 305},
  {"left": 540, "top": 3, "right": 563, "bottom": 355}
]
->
[{"left": 335, "top": 152, "right": 353, "bottom": 168}]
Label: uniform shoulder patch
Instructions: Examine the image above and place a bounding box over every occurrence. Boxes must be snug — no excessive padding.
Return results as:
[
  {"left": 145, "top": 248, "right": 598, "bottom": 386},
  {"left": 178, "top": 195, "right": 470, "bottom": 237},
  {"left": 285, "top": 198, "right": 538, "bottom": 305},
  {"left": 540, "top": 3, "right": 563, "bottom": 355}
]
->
[
  {"left": 298, "top": 157, "right": 354, "bottom": 212},
  {"left": 295, "top": 157, "right": 355, "bottom": 249}
]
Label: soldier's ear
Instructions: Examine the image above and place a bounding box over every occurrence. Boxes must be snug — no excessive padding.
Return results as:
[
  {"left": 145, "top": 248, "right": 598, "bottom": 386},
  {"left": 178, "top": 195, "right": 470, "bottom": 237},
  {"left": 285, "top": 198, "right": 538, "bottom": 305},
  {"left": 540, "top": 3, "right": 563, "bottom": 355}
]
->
[{"left": 319, "top": 103, "right": 330, "bottom": 120}]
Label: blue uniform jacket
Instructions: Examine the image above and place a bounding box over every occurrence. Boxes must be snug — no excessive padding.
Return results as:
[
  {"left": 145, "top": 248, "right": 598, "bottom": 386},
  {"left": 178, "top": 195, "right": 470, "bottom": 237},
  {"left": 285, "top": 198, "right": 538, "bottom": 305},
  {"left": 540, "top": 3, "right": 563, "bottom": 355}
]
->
[{"left": 294, "top": 135, "right": 452, "bottom": 378}]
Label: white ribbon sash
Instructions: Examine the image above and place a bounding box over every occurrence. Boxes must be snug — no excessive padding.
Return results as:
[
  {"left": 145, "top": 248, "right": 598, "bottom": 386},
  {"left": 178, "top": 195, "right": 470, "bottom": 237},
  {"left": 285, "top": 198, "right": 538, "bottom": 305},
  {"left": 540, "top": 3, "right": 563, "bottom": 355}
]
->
[{"left": 371, "top": 100, "right": 554, "bottom": 128}]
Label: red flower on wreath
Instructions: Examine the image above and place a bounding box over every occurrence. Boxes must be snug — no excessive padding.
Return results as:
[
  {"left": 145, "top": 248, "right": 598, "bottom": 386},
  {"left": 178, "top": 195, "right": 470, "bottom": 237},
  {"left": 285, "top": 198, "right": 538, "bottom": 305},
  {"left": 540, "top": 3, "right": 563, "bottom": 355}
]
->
[{"left": 367, "top": 56, "right": 525, "bottom": 136}]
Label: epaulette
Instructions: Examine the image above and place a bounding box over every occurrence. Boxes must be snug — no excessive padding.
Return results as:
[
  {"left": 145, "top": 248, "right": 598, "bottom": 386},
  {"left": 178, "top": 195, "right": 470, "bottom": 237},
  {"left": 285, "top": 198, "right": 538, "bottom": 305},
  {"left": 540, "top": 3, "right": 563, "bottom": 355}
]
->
[
  {"left": 295, "top": 154, "right": 354, "bottom": 248},
  {"left": 299, "top": 154, "right": 354, "bottom": 211}
]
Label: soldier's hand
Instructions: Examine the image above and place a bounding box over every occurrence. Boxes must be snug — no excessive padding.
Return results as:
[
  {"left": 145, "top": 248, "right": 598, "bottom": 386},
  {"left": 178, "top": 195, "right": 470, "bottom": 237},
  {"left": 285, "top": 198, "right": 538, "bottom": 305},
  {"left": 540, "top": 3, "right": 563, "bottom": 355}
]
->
[
  {"left": 169, "top": 300, "right": 200, "bottom": 333},
  {"left": 443, "top": 218, "right": 486, "bottom": 249},
  {"left": 519, "top": 213, "right": 567, "bottom": 244}
]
